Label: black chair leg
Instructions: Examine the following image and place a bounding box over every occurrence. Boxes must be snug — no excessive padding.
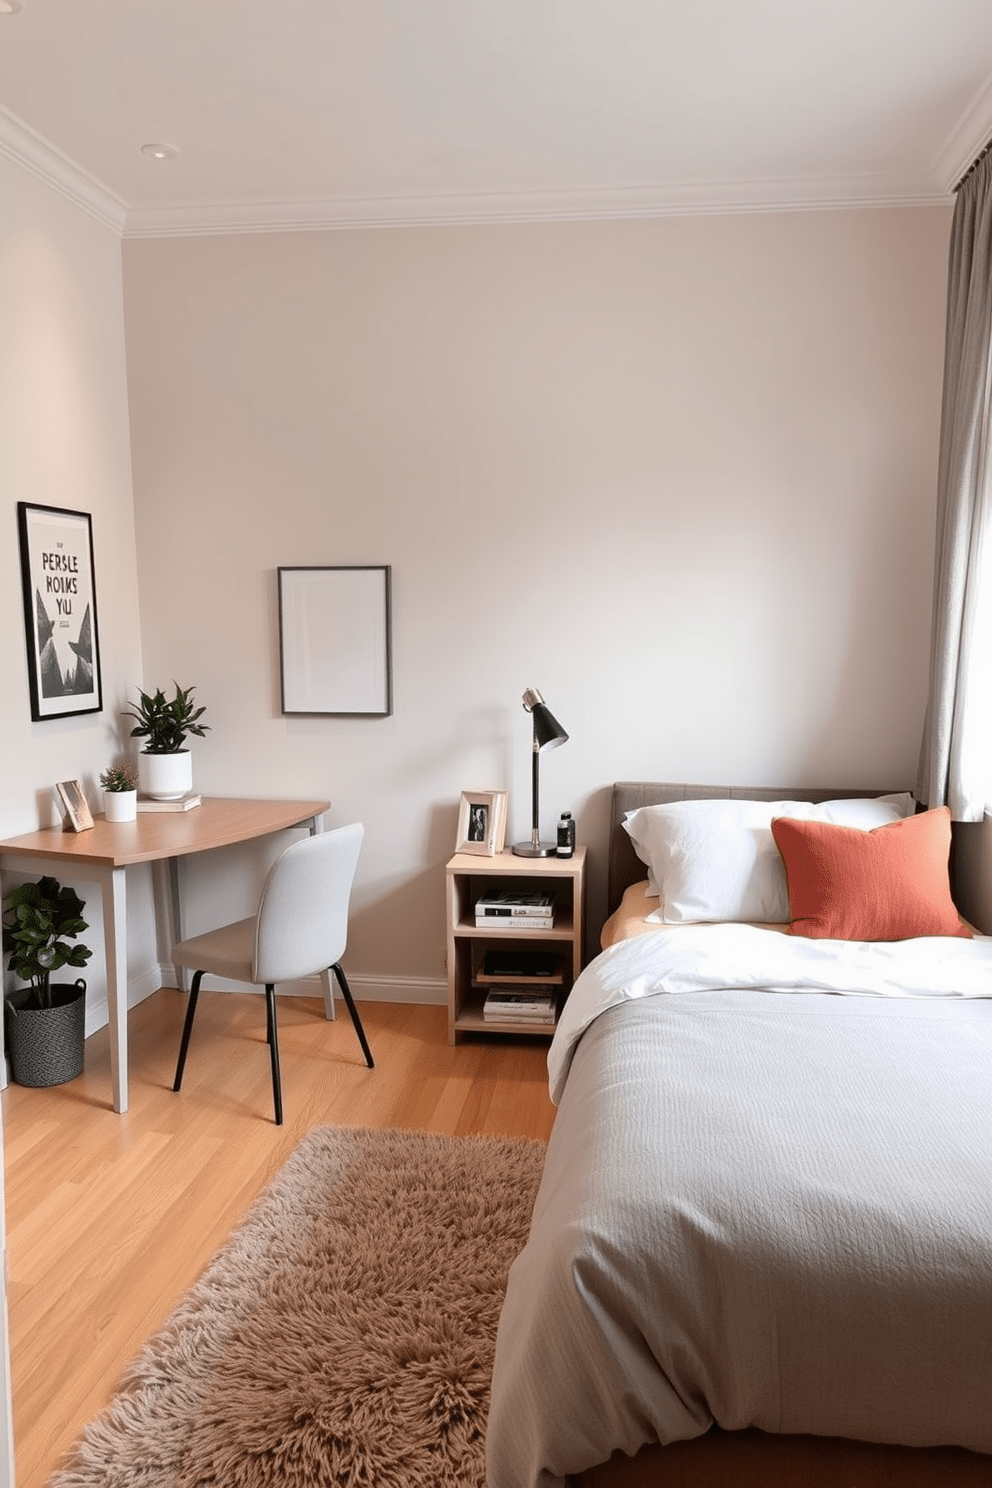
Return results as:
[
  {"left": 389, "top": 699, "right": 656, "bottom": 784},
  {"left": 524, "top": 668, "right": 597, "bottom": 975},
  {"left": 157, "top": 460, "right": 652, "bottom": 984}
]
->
[
  {"left": 265, "top": 983, "right": 284, "bottom": 1125},
  {"left": 332, "top": 963, "right": 374, "bottom": 1068},
  {"left": 173, "top": 970, "right": 204, "bottom": 1092}
]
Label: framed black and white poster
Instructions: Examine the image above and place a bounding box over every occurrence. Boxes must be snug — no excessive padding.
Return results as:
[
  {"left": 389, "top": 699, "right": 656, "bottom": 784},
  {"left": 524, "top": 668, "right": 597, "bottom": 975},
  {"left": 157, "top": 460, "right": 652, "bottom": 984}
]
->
[
  {"left": 17, "top": 502, "right": 102, "bottom": 722},
  {"left": 278, "top": 565, "right": 392, "bottom": 716}
]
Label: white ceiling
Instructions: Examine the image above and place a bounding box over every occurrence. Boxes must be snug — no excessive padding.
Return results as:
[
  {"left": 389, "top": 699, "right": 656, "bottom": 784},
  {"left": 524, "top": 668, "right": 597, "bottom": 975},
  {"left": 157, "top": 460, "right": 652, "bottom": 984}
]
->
[{"left": 1, "top": 0, "right": 990, "bottom": 237}]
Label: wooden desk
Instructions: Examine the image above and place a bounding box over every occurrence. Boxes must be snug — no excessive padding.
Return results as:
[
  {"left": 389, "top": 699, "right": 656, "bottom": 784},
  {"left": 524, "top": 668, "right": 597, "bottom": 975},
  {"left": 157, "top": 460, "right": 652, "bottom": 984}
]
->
[{"left": 0, "top": 797, "right": 330, "bottom": 1114}]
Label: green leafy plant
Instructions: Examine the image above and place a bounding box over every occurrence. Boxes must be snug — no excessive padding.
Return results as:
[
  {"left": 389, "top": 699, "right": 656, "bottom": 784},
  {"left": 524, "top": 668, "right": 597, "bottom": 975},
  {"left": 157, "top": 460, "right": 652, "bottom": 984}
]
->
[
  {"left": 124, "top": 683, "right": 210, "bottom": 755},
  {"left": 2, "top": 877, "right": 92, "bottom": 1010},
  {"left": 99, "top": 762, "right": 138, "bottom": 793}
]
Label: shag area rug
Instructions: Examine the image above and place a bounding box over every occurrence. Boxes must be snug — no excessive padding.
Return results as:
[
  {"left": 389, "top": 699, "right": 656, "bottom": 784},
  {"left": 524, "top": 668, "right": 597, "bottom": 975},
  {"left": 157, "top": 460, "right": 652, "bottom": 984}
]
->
[{"left": 51, "top": 1126, "right": 547, "bottom": 1488}]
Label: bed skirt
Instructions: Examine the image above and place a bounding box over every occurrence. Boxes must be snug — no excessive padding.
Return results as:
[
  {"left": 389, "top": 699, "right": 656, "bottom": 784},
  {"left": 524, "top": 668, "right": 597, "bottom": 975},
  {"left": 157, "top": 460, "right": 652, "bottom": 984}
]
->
[{"left": 572, "top": 1430, "right": 992, "bottom": 1488}]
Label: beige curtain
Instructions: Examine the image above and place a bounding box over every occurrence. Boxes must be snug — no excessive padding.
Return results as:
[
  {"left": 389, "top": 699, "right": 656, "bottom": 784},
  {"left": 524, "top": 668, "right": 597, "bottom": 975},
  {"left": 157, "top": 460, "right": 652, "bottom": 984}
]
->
[{"left": 917, "top": 152, "right": 992, "bottom": 821}]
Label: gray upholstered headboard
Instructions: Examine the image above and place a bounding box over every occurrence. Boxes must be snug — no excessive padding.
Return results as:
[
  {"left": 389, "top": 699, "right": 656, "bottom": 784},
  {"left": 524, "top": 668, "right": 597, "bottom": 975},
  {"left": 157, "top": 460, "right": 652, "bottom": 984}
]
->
[{"left": 607, "top": 782, "right": 908, "bottom": 914}]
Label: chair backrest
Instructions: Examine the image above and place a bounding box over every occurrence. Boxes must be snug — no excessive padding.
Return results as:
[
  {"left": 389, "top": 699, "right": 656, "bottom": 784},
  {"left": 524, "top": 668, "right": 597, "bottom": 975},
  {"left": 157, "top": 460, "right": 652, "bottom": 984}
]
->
[{"left": 253, "top": 822, "right": 364, "bottom": 985}]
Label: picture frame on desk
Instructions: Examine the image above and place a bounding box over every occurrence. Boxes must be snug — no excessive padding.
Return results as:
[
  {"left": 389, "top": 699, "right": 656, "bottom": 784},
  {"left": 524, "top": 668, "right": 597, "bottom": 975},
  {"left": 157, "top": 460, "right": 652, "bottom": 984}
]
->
[
  {"left": 55, "top": 779, "right": 94, "bottom": 833},
  {"left": 455, "top": 790, "right": 507, "bottom": 856},
  {"left": 17, "top": 502, "right": 102, "bottom": 722}
]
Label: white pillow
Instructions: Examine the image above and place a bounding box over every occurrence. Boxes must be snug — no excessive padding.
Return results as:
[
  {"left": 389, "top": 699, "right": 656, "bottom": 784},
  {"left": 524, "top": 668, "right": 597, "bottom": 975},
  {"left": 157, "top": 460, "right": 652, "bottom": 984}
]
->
[{"left": 622, "top": 793, "right": 915, "bottom": 924}]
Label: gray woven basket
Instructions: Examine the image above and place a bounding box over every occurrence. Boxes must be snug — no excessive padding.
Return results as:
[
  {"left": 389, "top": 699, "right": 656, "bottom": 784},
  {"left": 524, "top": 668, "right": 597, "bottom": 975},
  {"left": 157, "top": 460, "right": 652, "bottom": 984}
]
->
[{"left": 5, "top": 980, "right": 86, "bottom": 1087}]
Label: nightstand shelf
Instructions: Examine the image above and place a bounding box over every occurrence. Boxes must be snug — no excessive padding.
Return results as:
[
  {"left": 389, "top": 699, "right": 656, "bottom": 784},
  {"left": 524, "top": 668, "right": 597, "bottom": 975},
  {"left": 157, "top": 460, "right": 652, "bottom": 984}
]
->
[{"left": 445, "top": 847, "right": 586, "bottom": 1044}]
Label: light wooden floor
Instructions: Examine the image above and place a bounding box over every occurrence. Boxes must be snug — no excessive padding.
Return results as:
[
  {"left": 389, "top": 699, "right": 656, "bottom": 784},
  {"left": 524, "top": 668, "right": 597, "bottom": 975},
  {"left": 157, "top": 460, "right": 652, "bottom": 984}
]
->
[{"left": 3, "top": 989, "right": 556, "bottom": 1488}]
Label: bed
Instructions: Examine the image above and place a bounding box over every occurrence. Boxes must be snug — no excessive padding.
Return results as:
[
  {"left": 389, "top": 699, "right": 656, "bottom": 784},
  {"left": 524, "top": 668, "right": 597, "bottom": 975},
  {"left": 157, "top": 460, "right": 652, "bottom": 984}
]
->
[{"left": 487, "top": 783, "right": 992, "bottom": 1488}]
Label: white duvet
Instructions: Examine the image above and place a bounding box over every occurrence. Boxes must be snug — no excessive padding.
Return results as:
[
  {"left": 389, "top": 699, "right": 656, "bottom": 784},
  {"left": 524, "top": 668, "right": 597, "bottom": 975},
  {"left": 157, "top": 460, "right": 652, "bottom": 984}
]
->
[
  {"left": 488, "top": 926, "right": 992, "bottom": 1488},
  {"left": 550, "top": 923, "right": 992, "bottom": 1101}
]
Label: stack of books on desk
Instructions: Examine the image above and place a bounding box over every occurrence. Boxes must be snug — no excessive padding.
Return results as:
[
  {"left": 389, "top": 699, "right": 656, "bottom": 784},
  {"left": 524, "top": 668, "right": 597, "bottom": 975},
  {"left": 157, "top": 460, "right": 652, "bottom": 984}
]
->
[
  {"left": 474, "top": 888, "right": 554, "bottom": 928},
  {"left": 136, "top": 793, "right": 202, "bottom": 813},
  {"left": 483, "top": 988, "right": 557, "bottom": 1025}
]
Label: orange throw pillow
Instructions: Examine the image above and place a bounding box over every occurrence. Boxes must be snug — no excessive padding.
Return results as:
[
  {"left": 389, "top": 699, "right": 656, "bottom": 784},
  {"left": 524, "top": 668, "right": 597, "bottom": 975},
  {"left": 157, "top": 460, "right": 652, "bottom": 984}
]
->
[{"left": 771, "top": 807, "right": 971, "bottom": 941}]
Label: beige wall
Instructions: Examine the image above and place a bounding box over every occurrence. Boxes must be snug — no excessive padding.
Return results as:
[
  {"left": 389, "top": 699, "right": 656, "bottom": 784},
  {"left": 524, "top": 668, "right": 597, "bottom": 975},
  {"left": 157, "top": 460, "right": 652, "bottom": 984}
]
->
[
  {"left": 121, "top": 206, "right": 952, "bottom": 985},
  {"left": 0, "top": 155, "right": 157, "bottom": 1033},
  {"left": 0, "top": 172, "right": 981, "bottom": 1037}
]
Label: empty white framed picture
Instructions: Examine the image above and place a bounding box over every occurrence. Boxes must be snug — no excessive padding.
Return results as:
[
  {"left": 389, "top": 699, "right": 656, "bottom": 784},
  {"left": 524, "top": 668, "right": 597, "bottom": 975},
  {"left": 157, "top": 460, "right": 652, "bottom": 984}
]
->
[{"left": 278, "top": 565, "right": 392, "bottom": 716}]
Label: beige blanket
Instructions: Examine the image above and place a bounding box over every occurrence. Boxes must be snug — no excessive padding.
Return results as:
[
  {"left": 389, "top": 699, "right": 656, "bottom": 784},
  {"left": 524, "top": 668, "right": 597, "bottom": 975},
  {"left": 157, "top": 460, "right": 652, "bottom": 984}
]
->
[{"left": 487, "top": 929, "right": 992, "bottom": 1488}]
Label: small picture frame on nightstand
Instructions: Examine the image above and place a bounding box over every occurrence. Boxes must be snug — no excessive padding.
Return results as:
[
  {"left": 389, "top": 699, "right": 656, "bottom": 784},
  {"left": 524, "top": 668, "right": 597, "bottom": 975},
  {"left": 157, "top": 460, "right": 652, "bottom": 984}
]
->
[{"left": 456, "top": 790, "right": 507, "bottom": 856}]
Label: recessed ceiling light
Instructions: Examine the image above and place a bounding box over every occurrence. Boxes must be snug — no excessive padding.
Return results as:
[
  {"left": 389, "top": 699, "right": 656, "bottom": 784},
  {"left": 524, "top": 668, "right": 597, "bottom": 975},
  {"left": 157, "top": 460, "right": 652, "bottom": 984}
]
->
[
  {"left": 0, "top": 3, "right": 23, "bottom": 15},
  {"left": 141, "top": 143, "right": 179, "bottom": 161}
]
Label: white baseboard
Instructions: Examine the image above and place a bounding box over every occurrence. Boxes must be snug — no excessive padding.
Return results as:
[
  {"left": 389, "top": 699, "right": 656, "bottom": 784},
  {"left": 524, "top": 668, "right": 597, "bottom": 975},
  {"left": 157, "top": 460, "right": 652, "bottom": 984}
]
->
[
  {"left": 80, "top": 966, "right": 446, "bottom": 1040},
  {"left": 335, "top": 973, "right": 447, "bottom": 1006},
  {"left": 146, "top": 970, "right": 443, "bottom": 1005},
  {"left": 84, "top": 965, "right": 163, "bottom": 1039}
]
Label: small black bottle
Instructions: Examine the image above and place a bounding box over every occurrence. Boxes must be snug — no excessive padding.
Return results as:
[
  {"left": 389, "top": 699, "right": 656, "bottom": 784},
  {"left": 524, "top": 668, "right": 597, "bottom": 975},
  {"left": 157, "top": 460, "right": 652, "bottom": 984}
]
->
[{"left": 556, "top": 811, "right": 575, "bottom": 857}]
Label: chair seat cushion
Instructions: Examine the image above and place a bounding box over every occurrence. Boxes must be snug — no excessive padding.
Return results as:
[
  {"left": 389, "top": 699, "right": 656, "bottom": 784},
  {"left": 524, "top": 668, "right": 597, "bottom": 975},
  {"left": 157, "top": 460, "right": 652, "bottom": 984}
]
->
[{"left": 172, "top": 917, "right": 257, "bottom": 982}]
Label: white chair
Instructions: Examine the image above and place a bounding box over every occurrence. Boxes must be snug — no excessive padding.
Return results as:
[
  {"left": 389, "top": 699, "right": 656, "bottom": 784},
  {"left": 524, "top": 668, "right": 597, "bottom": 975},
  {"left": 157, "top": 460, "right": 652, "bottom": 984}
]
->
[{"left": 171, "top": 822, "right": 373, "bottom": 1124}]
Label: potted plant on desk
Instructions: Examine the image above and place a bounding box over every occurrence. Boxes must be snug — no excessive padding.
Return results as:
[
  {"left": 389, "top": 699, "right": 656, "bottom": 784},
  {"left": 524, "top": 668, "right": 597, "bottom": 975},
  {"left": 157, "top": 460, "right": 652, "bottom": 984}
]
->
[
  {"left": 124, "top": 683, "right": 210, "bottom": 801},
  {"left": 100, "top": 762, "right": 138, "bottom": 822},
  {"left": 2, "top": 876, "right": 92, "bottom": 1086}
]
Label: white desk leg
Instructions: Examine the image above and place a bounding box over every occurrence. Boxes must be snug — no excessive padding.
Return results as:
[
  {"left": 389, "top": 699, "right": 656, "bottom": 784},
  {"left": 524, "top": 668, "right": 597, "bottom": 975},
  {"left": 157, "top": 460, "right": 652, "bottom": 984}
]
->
[
  {"left": 317, "top": 968, "right": 337, "bottom": 1020},
  {"left": 308, "top": 813, "right": 337, "bottom": 1021},
  {"left": 165, "top": 857, "right": 189, "bottom": 993},
  {"left": 101, "top": 865, "right": 128, "bottom": 1114}
]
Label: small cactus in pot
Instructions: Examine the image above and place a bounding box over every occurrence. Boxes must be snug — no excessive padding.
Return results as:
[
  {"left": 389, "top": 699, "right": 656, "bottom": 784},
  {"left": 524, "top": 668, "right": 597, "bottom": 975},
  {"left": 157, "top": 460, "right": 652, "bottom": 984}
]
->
[
  {"left": 100, "top": 763, "right": 138, "bottom": 793},
  {"left": 100, "top": 762, "right": 139, "bottom": 821}
]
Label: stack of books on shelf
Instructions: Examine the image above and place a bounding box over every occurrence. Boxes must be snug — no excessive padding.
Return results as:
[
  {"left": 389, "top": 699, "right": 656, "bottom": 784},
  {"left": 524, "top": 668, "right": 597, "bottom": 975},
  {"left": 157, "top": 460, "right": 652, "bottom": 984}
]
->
[
  {"left": 482, "top": 988, "right": 557, "bottom": 1025},
  {"left": 474, "top": 888, "right": 554, "bottom": 929},
  {"left": 477, "top": 948, "right": 564, "bottom": 1027},
  {"left": 481, "top": 949, "right": 563, "bottom": 980}
]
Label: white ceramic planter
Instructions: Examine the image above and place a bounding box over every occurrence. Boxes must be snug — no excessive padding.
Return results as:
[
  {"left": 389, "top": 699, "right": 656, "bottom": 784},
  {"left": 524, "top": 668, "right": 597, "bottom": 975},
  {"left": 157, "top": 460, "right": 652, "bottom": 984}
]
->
[
  {"left": 139, "top": 750, "right": 193, "bottom": 801},
  {"left": 103, "top": 789, "right": 138, "bottom": 823}
]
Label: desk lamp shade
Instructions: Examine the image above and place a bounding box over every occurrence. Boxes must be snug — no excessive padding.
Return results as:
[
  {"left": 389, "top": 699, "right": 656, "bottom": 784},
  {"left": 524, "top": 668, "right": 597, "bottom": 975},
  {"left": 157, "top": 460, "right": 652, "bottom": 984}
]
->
[{"left": 513, "top": 687, "right": 569, "bottom": 857}]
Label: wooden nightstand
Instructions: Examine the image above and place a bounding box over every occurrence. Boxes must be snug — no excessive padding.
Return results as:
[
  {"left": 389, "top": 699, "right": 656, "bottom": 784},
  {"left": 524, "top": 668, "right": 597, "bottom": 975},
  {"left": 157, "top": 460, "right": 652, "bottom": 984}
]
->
[{"left": 445, "top": 847, "right": 586, "bottom": 1044}]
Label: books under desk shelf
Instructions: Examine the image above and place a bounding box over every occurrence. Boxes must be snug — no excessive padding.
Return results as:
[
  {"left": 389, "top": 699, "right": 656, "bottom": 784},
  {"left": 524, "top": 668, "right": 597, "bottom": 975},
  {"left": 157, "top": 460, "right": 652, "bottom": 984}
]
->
[{"left": 445, "top": 847, "right": 586, "bottom": 1043}]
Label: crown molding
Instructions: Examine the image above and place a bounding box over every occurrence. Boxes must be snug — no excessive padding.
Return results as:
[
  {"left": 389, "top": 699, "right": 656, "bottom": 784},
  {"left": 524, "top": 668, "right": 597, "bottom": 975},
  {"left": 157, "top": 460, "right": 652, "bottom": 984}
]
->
[
  {"left": 931, "top": 74, "right": 992, "bottom": 191},
  {"left": 0, "top": 103, "right": 126, "bottom": 233},
  {"left": 122, "top": 172, "right": 953, "bottom": 238},
  {"left": 0, "top": 98, "right": 954, "bottom": 241}
]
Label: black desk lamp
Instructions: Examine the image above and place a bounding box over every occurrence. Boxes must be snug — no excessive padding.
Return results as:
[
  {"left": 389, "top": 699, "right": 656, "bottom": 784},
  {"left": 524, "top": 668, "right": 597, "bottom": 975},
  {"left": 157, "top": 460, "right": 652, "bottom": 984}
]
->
[{"left": 512, "top": 687, "right": 569, "bottom": 856}]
